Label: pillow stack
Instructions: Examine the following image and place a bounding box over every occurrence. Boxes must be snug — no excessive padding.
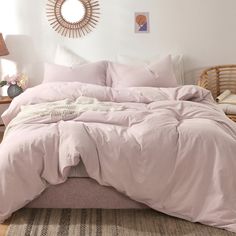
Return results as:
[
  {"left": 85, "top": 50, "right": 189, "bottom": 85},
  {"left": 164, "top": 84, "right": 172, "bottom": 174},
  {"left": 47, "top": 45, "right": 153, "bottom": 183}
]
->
[
  {"left": 43, "top": 45, "right": 183, "bottom": 88},
  {"left": 107, "top": 55, "right": 177, "bottom": 88},
  {"left": 43, "top": 61, "right": 108, "bottom": 86},
  {"left": 117, "top": 54, "right": 184, "bottom": 85}
]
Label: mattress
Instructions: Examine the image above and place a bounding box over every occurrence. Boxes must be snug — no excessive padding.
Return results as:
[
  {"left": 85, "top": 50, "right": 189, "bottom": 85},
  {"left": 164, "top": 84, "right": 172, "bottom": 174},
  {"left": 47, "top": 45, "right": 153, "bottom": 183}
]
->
[{"left": 68, "top": 161, "right": 89, "bottom": 177}]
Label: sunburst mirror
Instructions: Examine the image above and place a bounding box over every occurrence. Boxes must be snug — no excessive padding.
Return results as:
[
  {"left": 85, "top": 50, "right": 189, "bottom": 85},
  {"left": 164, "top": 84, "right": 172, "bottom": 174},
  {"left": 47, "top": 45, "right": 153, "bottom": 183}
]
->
[{"left": 46, "top": 0, "right": 100, "bottom": 38}]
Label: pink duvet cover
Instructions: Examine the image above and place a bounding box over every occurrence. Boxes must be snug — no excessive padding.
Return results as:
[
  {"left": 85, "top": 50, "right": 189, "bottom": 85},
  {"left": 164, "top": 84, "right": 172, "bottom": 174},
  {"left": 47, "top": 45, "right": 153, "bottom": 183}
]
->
[{"left": 1, "top": 82, "right": 236, "bottom": 232}]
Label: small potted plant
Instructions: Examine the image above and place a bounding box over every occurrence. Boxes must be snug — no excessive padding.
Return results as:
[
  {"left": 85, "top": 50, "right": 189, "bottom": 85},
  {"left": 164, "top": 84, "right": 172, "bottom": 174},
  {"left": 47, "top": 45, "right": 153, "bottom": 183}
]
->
[{"left": 0, "top": 74, "right": 28, "bottom": 98}]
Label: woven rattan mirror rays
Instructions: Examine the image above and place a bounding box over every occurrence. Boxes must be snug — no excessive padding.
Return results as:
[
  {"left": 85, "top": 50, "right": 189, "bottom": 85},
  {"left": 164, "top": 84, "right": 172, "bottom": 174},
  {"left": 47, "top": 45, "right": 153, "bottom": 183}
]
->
[{"left": 46, "top": 0, "right": 100, "bottom": 38}]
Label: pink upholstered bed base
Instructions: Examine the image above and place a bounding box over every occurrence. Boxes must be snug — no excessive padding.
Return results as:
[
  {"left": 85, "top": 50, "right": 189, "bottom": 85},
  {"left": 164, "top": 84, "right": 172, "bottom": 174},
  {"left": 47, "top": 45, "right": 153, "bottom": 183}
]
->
[{"left": 26, "top": 178, "right": 147, "bottom": 209}]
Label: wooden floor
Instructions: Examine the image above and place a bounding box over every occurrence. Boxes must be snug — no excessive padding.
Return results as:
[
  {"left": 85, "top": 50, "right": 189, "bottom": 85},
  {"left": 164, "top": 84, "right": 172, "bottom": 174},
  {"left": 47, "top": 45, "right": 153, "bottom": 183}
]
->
[{"left": 0, "top": 132, "right": 10, "bottom": 236}]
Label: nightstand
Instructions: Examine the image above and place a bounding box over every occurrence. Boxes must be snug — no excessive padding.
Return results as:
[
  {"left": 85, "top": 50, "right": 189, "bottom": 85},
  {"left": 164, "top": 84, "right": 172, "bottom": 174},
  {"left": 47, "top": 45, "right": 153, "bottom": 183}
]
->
[{"left": 0, "top": 96, "right": 12, "bottom": 131}]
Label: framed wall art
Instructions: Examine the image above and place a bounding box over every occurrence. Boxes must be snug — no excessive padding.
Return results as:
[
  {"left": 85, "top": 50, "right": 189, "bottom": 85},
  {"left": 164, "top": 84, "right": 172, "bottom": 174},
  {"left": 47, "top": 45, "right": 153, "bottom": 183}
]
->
[{"left": 135, "top": 12, "right": 150, "bottom": 33}]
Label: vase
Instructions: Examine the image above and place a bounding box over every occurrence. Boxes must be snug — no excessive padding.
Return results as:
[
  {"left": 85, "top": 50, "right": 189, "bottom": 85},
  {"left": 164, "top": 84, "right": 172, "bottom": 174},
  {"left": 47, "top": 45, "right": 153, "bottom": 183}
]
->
[{"left": 7, "top": 84, "right": 23, "bottom": 98}]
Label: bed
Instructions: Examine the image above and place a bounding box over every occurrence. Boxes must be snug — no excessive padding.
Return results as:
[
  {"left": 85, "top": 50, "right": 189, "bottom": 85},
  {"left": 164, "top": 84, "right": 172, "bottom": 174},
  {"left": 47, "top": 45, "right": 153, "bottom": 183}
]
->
[
  {"left": 1, "top": 58, "right": 236, "bottom": 233},
  {"left": 27, "top": 163, "right": 147, "bottom": 209}
]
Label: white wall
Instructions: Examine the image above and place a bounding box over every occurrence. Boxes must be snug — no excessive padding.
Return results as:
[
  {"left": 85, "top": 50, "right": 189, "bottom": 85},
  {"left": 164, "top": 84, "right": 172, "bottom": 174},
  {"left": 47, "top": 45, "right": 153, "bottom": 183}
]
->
[{"left": 0, "top": 0, "right": 236, "bottom": 88}]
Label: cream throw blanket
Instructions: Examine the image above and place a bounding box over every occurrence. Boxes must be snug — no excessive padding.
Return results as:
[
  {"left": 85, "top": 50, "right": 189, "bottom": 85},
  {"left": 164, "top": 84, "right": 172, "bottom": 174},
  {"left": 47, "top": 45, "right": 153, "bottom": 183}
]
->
[{"left": 5, "top": 96, "right": 124, "bottom": 136}]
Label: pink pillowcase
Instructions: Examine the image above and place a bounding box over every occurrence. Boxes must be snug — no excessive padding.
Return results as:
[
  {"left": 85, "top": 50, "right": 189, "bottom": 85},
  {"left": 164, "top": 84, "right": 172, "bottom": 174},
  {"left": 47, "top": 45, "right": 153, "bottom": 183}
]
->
[
  {"left": 107, "top": 55, "right": 177, "bottom": 88},
  {"left": 43, "top": 61, "right": 108, "bottom": 86}
]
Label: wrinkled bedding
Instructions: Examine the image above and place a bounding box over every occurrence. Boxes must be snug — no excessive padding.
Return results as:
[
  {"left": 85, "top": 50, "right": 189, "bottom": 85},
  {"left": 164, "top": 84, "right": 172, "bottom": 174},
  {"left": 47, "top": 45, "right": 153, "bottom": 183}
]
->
[{"left": 1, "top": 82, "right": 236, "bottom": 232}]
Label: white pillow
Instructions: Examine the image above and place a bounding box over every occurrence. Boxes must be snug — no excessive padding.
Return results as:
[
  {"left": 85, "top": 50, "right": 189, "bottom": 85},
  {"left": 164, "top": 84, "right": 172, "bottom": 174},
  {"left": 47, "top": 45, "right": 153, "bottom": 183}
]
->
[
  {"left": 117, "top": 54, "right": 184, "bottom": 85},
  {"left": 54, "top": 45, "right": 87, "bottom": 67}
]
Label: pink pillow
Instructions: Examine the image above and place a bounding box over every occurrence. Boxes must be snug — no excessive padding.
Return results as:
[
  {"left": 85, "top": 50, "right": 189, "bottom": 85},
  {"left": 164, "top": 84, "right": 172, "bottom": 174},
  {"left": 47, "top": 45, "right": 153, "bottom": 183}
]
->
[
  {"left": 43, "top": 61, "right": 108, "bottom": 86},
  {"left": 107, "top": 55, "right": 177, "bottom": 88}
]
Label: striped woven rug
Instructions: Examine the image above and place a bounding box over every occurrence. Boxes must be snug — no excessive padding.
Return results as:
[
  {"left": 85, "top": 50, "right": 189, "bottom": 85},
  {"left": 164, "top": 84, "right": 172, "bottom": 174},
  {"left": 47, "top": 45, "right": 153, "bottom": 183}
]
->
[{"left": 6, "top": 209, "right": 235, "bottom": 236}]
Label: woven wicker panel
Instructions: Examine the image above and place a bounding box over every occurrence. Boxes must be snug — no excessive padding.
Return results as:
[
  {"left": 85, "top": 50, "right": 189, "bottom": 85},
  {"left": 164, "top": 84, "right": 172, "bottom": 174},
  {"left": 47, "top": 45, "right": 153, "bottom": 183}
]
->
[
  {"left": 227, "top": 114, "right": 236, "bottom": 122},
  {"left": 198, "top": 65, "right": 236, "bottom": 122}
]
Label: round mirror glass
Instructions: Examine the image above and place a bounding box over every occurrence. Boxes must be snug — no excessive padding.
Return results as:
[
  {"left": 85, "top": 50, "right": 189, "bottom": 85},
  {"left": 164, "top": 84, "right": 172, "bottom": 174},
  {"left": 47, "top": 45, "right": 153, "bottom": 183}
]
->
[{"left": 61, "top": 0, "right": 86, "bottom": 23}]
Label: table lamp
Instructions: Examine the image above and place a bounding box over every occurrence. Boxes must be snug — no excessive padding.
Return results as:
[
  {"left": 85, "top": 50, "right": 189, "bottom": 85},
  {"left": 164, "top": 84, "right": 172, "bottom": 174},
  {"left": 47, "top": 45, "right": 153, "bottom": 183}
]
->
[
  {"left": 0, "top": 33, "right": 9, "bottom": 57},
  {"left": 0, "top": 33, "right": 9, "bottom": 91}
]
